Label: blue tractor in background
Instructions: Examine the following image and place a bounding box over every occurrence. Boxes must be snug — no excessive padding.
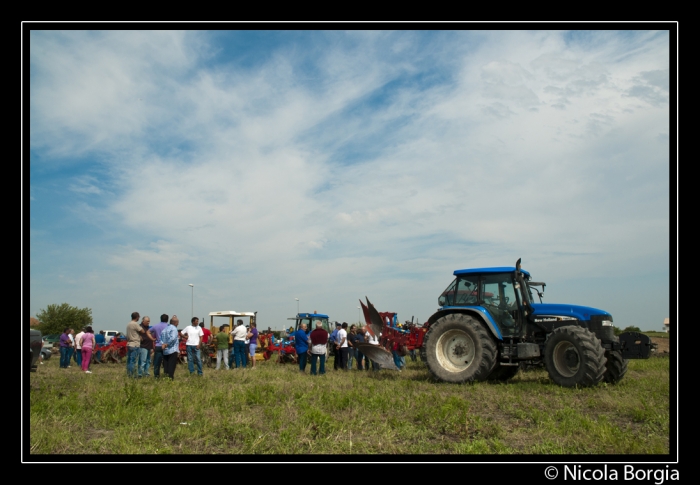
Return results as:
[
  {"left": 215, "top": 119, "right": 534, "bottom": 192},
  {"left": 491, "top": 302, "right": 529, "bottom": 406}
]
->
[{"left": 420, "top": 259, "right": 655, "bottom": 387}]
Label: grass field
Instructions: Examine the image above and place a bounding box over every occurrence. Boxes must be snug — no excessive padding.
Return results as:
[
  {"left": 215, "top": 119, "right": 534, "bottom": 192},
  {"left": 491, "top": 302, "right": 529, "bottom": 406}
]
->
[{"left": 27, "top": 346, "right": 671, "bottom": 456}]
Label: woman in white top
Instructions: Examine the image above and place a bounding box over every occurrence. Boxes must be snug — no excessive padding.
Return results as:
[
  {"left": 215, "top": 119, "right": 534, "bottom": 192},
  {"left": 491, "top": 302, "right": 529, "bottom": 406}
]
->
[{"left": 365, "top": 329, "right": 381, "bottom": 371}]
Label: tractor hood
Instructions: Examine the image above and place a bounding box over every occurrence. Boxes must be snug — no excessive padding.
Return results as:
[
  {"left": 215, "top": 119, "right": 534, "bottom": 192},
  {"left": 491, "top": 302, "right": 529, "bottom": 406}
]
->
[{"left": 530, "top": 303, "right": 611, "bottom": 322}]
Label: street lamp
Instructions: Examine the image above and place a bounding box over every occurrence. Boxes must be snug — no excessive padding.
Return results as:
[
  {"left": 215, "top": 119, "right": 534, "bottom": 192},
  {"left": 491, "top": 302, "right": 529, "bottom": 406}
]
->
[
  {"left": 295, "top": 298, "right": 299, "bottom": 315},
  {"left": 357, "top": 306, "right": 361, "bottom": 325},
  {"left": 189, "top": 284, "right": 194, "bottom": 321}
]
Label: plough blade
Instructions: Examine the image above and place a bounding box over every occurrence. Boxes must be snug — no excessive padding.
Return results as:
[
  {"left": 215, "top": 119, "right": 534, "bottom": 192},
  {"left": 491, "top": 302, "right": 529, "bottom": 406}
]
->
[
  {"left": 355, "top": 342, "right": 399, "bottom": 371},
  {"left": 365, "top": 297, "right": 384, "bottom": 338}
]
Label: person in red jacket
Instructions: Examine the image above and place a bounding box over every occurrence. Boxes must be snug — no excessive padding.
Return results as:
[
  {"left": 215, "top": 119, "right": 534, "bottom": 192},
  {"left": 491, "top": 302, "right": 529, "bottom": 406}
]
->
[{"left": 200, "top": 321, "right": 211, "bottom": 345}]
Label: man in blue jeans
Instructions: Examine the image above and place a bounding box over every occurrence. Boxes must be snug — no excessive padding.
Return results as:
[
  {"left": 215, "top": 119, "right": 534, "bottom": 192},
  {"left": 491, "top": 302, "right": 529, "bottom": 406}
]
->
[
  {"left": 125, "top": 312, "right": 146, "bottom": 378},
  {"left": 309, "top": 321, "right": 328, "bottom": 375},
  {"left": 94, "top": 330, "right": 105, "bottom": 362},
  {"left": 181, "top": 317, "right": 204, "bottom": 376},
  {"left": 59, "top": 327, "right": 72, "bottom": 368},
  {"left": 230, "top": 319, "right": 247, "bottom": 368},
  {"left": 293, "top": 322, "right": 309, "bottom": 373},
  {"left": 149, "top": 314, "right": 169, "bottom": 378}
]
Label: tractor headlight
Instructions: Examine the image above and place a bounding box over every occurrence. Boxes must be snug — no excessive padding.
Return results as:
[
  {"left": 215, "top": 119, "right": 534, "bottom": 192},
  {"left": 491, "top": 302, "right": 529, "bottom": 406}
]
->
[{"left": 601, "top": 320, "right": 613, "bottom": 326}]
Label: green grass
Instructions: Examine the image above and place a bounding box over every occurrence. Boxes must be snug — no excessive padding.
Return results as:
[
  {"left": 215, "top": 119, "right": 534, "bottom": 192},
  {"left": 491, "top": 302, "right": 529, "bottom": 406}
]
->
[
  {"left": 642, "top": 331, "right": 668, "bottom": 338},
  {"left": 28, "top": 355, "right": 671, "bottom": 455}
]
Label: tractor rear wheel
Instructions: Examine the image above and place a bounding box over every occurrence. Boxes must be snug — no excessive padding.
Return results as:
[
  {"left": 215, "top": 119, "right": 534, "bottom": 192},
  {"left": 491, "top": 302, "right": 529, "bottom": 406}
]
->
[
  {"left": 487, "top": 363, "right": 520, "bottom": 381},
  {"left": 423, "top": 313, "right": 497, "bottom": 383},
  {"left": 602, "top": 349, "right": 628, "bottom": 384},
  {"left": 544, "top": 326, "right": 606, "bottom": 388}
]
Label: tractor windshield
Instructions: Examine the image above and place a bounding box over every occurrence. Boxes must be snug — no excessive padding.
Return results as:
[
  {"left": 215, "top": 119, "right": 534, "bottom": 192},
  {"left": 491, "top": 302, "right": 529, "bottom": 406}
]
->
[
  {"left": 438, "top": 275, "right": 479, "bottom": 307},
  {"left": 297, "top": 317, "right": 331, "bottom": 333},
  {"left": 479, "top": 273, "right": 519, "bottom": 310}
]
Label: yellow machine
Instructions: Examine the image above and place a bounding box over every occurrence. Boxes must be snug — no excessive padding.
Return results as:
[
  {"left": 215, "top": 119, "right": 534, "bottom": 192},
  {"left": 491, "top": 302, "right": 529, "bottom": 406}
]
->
[{"left": 208, "top": 311, "right": 266, "bottom": 355}]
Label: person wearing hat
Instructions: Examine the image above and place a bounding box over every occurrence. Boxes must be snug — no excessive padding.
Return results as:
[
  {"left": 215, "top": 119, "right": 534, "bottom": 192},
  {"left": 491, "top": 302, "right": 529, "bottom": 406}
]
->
[{"left": 330, "top": 322, "right": 341, "bottom": 370}]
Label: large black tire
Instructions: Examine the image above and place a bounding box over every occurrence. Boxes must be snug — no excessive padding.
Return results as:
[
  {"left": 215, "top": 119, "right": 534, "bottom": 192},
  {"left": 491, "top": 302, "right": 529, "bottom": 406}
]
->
[
  {"left": 487, "top": 363, "right": 520, "bottom": 381},
  {"left": 544, "top": 326, "right": 606, "bottom": 388},
  {"left": 419, "top": 342, "right": 427, "bottom": 363},
  {"left": 602, "top": 350, "right": 628, "bottom": 384},
  {"left": 423, "top": 313, "right": 497, "bottom": 383}
]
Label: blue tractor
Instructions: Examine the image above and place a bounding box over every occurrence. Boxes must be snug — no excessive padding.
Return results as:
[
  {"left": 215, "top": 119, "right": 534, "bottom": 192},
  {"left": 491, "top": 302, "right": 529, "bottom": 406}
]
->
[{"left": 420, "top": 259, "right": 655, "bottom": 387}]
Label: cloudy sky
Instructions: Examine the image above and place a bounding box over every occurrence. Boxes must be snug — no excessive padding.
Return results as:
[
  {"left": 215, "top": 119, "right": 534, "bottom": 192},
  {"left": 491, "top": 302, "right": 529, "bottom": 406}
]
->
[{"left": 27, "top": 29, "right": 672, "bottom": 333}]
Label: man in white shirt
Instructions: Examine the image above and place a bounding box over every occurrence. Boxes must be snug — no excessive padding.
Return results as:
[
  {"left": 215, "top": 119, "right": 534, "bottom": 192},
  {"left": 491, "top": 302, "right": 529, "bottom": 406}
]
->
[
  {"left": 365, "top": 327, "right": 381, "bottom": 371},
  {"left": 74, "top": 328, "right": 85, "bottom": 367},
  {"left": 67, "top": 329, "right": 76, "bottom": 367},
  {"left": 336, "top": 322, "right": 349, "bottom": 371},
  {"left": 181, "top": 317, "right": 204, "bottom": 376},
  {"left": 230, "top": 320, "right": 248, "bottom": 369}
]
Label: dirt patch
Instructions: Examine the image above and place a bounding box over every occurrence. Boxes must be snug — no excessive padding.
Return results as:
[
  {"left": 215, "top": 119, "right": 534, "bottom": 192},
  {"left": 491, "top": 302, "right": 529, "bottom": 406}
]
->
[{"left": 651, "top": 337, "right": 669, "bottom": 356}]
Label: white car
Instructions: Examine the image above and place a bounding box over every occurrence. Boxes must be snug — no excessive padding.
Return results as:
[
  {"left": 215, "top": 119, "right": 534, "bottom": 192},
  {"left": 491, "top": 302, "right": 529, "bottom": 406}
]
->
[{"left": 104, "top": 330, "right": 119, "bottom": 344}]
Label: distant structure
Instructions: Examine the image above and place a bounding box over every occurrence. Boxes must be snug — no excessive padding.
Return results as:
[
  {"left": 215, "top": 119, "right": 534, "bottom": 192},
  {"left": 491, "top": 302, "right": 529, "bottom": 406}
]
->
[
  {"left": 663, "top": 317, "right": 670, "bottom": 333},
  {"left": 30, "top": 317, "right": 40, "bottom": 327}
]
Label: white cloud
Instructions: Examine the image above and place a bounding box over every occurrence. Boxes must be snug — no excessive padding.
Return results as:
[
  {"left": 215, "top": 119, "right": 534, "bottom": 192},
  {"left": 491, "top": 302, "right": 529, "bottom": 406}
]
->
[{"left": 29, "top": 30, "right": 672, "bottom": 330}]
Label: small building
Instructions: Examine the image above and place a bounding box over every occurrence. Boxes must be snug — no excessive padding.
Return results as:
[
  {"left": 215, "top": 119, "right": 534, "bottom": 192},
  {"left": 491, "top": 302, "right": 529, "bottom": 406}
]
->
[{"left": 663, "top": 317, "right": 670, "bottom": 333}]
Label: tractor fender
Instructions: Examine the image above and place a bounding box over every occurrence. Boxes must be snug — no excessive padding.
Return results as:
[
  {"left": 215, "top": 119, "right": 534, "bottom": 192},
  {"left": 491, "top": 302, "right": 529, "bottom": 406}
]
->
[{"left": 428, "top": 308, "right": 503, "bottom": 341}]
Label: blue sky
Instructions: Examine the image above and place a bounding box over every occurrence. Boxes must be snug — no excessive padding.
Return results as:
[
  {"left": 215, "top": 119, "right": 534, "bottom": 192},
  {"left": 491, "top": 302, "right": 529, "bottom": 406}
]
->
[{"left": 27, "top": 29, "right": 673, "bottom": 333}]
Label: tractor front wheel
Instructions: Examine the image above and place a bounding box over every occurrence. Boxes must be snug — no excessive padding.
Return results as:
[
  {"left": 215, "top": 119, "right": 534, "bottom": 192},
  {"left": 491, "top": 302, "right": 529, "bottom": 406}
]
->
[
  {"left": 544, "top": 326, "right": 606, "bottom": 388},
  {"left": 423, "top": 313, "right": 497, "bottom": 383}
]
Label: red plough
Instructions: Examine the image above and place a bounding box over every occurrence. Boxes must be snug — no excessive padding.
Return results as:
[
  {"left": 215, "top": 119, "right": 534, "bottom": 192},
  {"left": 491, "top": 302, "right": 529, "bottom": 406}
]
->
[{"left": 355, "top": 297, "right": 428, "bottom": 370}]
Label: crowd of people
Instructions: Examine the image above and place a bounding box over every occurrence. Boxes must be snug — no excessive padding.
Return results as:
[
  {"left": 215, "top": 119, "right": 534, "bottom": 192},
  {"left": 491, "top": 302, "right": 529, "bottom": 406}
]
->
[
  {"left": 291, "top": 321, "right": 405, "bottom": 375},
  {"left": 55, "top": 312, "right": 412, "bottom": 379},
  {"left": 121, "top": 312, "right": 260, "bottom": 380},
  {"left": 58, "top": 326, "right": 98, "bottom": 373}
]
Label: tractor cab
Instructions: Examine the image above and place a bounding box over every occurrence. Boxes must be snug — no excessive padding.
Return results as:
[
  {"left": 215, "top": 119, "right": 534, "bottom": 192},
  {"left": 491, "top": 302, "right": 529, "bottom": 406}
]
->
[
  {"left": 208, "top": 311, "right": 257, "bottom": 345},
  {"left": 288, "top": 312, "right": 331, "bottom": 335},
  {"left": 437, "top": 266, "right": 533, "bottom": 339}
]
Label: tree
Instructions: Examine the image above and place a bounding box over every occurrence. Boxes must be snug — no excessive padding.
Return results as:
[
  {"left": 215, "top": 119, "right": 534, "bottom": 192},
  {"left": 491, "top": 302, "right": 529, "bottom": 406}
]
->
[
  {"left": 613, "top": 325, "right": 642, "bottom": 336},
  {"left": 35, "top": 303, "right": 93, "bottom": 335}
]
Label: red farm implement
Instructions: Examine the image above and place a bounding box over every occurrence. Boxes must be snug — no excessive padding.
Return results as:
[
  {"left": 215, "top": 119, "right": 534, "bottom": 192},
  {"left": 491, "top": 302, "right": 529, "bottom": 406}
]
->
[
  {"left": 264, "top": 333, "right": 298, "bottom": 364},
  {"left": 354, "top": 298, "right": 428, "bottom": 370},
  {"left": 94, "top": 338, "right": 127, "bottom": 363}
]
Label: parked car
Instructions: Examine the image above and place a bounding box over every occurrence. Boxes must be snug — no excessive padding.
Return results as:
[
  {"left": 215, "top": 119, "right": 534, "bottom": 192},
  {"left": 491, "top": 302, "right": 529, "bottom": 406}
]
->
[
  {"left": 104, "top": 330, "right": 119, "bottom": 344},
  {"left": 40, "top": 343, "right": 53, "bottom": 361},
  {"left": 43, "top": 334, "right": 61, "bottom": 344},
  {"left": 29, "top": 329, "right": 42, "bottom": 372}
]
